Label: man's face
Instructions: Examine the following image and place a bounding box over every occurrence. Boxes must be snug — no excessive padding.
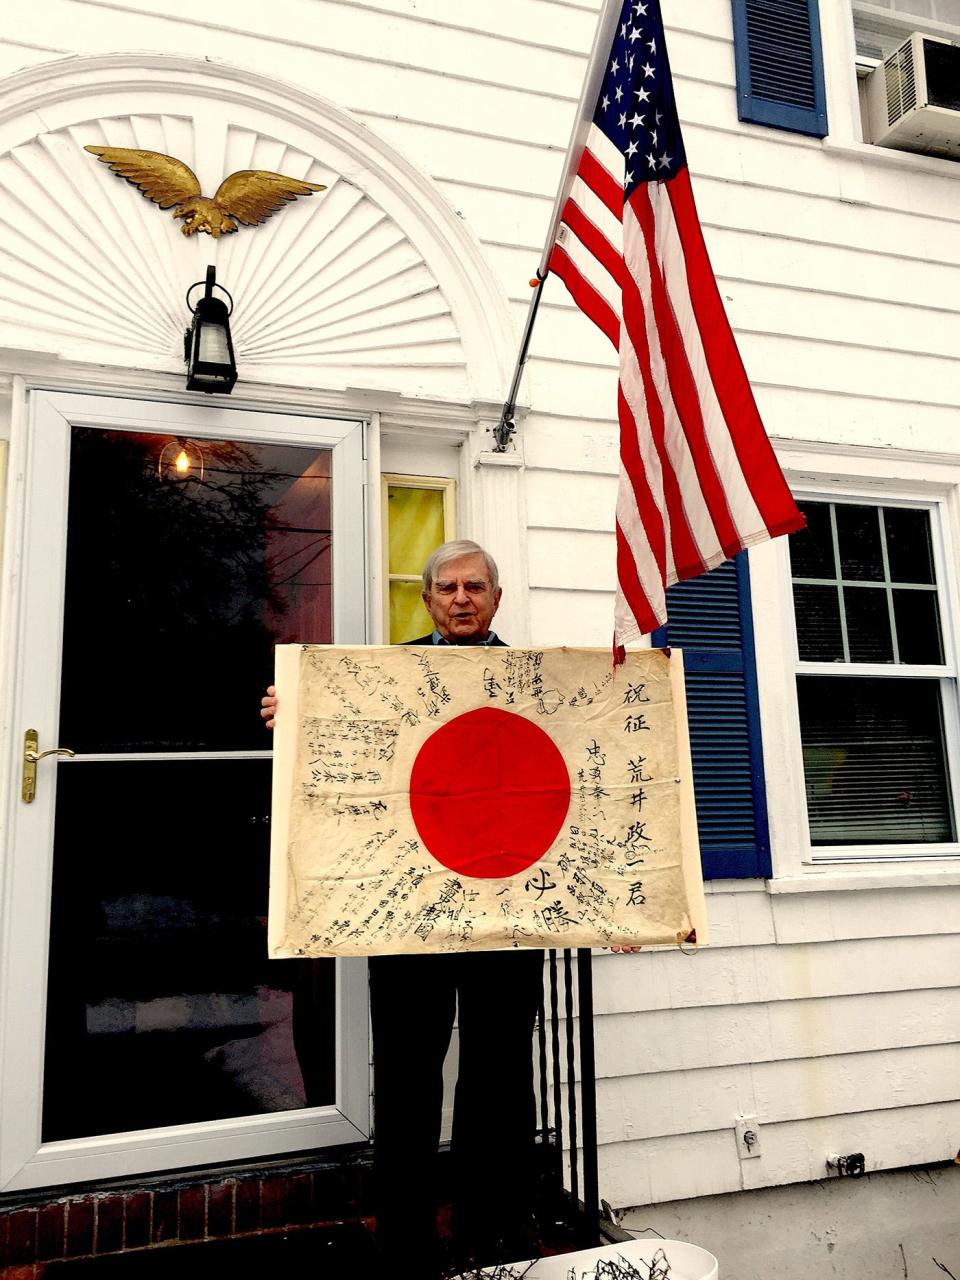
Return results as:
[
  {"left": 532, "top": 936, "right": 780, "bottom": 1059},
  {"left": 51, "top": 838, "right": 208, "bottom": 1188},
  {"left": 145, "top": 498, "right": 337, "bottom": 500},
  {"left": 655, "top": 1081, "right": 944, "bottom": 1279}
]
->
[{"left": 422, "top": 552, "right": 502, "bottom": 642}]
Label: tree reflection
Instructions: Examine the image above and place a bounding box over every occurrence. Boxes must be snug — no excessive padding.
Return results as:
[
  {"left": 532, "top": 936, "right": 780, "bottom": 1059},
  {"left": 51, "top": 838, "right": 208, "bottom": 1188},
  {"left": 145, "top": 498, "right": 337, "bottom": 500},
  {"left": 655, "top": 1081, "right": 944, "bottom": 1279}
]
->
[{"left": 59, "top": 429, "right": 331, "bottom": 752}]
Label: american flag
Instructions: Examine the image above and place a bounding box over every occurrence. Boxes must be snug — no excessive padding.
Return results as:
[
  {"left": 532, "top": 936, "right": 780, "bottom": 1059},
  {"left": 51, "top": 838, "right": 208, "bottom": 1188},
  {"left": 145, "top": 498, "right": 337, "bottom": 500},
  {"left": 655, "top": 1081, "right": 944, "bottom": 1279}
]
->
[{"left": 549, "top": 0, "right": 804, "bottom": 646}]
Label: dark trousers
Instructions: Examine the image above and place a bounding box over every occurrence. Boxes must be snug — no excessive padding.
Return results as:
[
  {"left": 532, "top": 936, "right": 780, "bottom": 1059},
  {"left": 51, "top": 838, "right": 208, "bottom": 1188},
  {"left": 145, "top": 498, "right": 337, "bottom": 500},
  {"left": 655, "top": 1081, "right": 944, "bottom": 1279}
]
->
[{"left": 368, "top": 948, "right": 544, "bottom": 1268}]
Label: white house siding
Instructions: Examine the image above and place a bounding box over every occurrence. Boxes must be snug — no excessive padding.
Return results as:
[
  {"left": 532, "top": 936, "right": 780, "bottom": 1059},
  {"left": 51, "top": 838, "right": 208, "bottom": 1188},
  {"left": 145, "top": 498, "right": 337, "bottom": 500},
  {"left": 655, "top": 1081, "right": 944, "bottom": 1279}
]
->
[{"left": 0, "top": 0, "right": 959, "bottom": 1216}]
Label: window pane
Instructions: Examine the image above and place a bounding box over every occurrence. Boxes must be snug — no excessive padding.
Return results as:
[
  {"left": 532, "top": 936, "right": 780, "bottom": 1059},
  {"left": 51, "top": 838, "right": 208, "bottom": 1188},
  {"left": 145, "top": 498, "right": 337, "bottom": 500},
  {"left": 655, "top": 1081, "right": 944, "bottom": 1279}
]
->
[
  {"left": 835, "top": 504, "right": 884, "bottom": 581},
  {"left": 60, "top": 430, "right": 332, "bottom": 753},
  {"left": 797, "top": 676, "right": 955, "bottom": 844},
  {"left": 42, "top": 759, "right": 335, "bottom": 1140},
  {"left": 390, "top": 580, "right": 431, "bottom": 644},
  {"left": 790, "top": 501, "right": 835, "bottom": 579},
  {"left": 844, "top": 586, "right": 894, "bottom": 663},
  {"left": 387, "top": 486, "right": 445, "bottom": 576},
  {"left": 894, "top": 590, "right": 944, "bottom": 665},
  {"left": 883, "top": 507, "right": 935, "bottom": 585},
  {"left": 793, "top": 584, "right": 844, "bottom": 661}
]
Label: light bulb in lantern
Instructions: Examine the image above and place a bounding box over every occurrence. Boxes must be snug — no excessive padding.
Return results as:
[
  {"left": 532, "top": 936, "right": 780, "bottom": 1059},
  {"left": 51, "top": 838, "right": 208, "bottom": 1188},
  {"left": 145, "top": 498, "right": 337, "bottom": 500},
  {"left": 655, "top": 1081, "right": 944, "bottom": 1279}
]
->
[{"left": 158, "top": 439, "right": 205, "bottom": 483}]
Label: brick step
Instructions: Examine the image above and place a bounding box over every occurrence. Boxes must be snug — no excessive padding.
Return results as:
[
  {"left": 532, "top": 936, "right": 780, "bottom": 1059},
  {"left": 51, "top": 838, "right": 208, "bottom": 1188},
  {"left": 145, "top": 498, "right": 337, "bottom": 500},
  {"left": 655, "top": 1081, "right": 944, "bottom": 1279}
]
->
[{"left": 42, "top": 1221, "right": 377, "bottom": 1276}]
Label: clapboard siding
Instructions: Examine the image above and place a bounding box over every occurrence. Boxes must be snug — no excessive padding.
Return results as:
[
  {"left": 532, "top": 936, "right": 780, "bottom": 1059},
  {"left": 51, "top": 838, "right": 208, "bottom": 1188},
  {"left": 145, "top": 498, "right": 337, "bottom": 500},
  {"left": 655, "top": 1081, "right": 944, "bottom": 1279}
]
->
[
  {"left": 526, "top": 469, "right": 618, "bottom": 531},
  {"left": 522, "top": 416, "right": 620, "bottom": 474},
  {"left": 566, "top": 1041, "right": 960, "bottom": 1141},
  {"left": 529, "top": 588, "right": 618, "bottom": 647},
  {"left": 721, "top": 284, "right": 960, "bottom": 360},
  {"left": 755, "top": 386, "right": 960, "bottom": 452},
  {"left": 592, "top": 932, "right": 960, "bottom": 1015},
  {"left": 528, "top": 527, "right": 616, "bottom": 592},
  {"left": 596, "top": 1102, "right": 960, "bottom": 1206},
  {"left": 31, "top": 0, "right": 590, "bottom": 92},
  {"left": 519, "top": 284, "right": 960, "bottom": 365},
  {"left": 589, "top": 987, "right": 960, "bottom": 1079}
]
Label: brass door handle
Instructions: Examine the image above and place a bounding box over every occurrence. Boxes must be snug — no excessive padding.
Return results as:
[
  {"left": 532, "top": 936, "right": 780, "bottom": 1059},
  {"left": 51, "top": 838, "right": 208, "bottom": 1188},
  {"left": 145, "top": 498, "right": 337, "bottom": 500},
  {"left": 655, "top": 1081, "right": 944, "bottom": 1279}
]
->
[{"left": 22, "top": 729, "right": 75, "bottom": 803}]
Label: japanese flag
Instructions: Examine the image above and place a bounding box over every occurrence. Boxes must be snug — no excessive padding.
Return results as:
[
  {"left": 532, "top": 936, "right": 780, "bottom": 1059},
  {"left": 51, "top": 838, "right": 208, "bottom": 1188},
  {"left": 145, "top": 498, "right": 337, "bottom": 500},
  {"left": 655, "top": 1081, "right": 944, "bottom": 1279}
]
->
[{"left": 269, "top": 645, "right": 706, "bottom": 956}]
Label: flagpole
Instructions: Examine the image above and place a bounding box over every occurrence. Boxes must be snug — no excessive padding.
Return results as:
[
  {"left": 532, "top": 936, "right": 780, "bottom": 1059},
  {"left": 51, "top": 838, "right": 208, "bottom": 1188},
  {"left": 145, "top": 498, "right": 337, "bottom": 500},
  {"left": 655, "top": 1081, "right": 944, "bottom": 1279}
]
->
[{"left": 493, "top": 0, "right": 623, "bottom": 451}]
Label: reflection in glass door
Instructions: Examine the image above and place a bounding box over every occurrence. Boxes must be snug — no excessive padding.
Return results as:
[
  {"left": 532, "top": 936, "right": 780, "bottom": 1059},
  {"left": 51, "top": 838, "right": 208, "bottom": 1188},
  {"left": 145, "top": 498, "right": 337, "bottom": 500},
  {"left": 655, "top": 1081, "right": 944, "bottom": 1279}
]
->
[{"left": 43, "top": 429, "right": 339, "bottom": 1140}]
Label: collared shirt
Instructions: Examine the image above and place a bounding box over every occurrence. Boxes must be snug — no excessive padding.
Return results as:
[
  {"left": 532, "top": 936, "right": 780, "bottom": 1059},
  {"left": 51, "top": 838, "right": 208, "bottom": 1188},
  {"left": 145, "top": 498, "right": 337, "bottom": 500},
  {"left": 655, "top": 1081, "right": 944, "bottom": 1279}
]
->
[{"left": 431, "top": 630, "right": 500, "bottom": 646}]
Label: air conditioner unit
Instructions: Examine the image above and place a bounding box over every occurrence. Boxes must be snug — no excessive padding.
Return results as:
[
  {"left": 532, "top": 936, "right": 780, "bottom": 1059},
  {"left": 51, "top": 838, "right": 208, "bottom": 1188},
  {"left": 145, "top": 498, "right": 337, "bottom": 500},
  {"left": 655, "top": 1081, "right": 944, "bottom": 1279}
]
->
[{"left": 865, "top": 31, "right": 960, "bottom": 158}]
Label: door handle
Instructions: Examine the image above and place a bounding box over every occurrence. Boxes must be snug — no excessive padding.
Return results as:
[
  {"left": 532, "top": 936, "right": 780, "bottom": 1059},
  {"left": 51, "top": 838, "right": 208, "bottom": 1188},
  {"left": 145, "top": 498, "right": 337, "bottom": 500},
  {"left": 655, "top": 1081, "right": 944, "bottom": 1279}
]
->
[{"left": 22, "top": 729, "right": 76, "bottom": 803}]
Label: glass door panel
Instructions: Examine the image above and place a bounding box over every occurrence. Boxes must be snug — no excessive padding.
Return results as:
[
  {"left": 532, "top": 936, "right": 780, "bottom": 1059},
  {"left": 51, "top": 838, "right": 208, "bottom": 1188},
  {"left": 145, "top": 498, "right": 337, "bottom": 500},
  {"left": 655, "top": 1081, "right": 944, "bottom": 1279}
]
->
[
  {"left": 59, "top": 429, "right": 333, "bottom": 753},
  {"left": 43, "top": 425, "right": 343, "bottom": 1144},
  {"left": 43, "top": 759, "right": 335, "bottom": 1140}
]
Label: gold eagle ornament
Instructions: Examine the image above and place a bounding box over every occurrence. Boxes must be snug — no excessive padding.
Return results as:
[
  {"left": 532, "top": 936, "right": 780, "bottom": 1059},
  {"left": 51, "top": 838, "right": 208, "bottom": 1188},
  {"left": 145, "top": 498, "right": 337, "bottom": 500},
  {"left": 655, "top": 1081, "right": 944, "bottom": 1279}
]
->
[{"left": 84, "top": 146, "right": 326, "bottom": 237}]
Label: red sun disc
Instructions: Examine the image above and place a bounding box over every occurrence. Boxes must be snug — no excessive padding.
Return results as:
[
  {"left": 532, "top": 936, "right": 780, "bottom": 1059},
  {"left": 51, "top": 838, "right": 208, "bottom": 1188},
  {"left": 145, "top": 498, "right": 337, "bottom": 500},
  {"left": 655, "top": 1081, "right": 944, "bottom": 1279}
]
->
[{"left": 409, "top": 707, "right": 571, "bottom": 879}]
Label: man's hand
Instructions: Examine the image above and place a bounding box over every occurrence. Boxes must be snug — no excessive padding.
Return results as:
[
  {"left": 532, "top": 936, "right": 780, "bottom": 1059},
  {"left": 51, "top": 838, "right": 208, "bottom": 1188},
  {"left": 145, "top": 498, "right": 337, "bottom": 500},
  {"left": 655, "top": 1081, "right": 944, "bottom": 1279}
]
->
[
  {"left": 261, "top": 686, "right": 278, "bottom": 730},
  {"left": 608, "top": 945, "right": 643, "bottom": 954}
]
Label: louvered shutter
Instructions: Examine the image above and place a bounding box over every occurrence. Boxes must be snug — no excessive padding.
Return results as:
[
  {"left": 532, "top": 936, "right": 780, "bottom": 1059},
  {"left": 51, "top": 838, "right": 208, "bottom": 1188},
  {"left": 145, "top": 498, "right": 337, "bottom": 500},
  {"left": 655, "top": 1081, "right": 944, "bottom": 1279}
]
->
[
  {"left": 731, "top": 0, "right": 829, "bottom": 138},
  {"left": 654, "top": 553, "right": 771, "bottom": 879}
]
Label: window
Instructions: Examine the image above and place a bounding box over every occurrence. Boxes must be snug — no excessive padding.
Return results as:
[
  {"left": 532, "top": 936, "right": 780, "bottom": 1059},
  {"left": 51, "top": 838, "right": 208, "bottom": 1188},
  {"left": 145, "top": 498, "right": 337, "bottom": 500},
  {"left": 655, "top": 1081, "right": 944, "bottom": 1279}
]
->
[
  {"left": 731, "top": 0, "right": 829, "bottom": 137},
  {"left": 382, "top": 474, "right": 455, "bottom": 643},
  {"left": 790, "top": 498, "right": 959, "bottom": 855}
]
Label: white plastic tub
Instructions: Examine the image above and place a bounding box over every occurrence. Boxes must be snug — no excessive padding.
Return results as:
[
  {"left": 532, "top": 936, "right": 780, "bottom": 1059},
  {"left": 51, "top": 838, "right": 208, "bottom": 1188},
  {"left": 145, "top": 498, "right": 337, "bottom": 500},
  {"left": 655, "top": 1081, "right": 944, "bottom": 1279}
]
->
[
  {"left": 458, "top": 1239, "right": 721, "bottom": 1280},
  {"left": 454, "top": 1238, "right": 719, "bottom": 1279}
]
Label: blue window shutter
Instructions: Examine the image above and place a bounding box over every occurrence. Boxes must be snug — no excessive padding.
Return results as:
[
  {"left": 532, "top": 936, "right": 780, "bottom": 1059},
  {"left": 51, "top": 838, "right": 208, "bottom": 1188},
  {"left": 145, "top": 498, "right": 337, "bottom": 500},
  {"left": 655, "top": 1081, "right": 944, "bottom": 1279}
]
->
[
  {"left": 653, "top": 554, "right": 771, "bottom": 879},
  {"left": 731, "top": 0, "right": 828, "bottom": 138}
]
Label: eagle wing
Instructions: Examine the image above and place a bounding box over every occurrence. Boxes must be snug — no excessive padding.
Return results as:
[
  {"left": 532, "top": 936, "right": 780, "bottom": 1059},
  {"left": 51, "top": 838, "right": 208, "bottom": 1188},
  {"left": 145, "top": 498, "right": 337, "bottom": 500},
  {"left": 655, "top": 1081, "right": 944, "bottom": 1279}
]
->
[
  {"left": 84, "top": 146, "right": 202, "bottom": 207},
  {"left": 213, "top": 170, "right": 327, "bottom": 226}
]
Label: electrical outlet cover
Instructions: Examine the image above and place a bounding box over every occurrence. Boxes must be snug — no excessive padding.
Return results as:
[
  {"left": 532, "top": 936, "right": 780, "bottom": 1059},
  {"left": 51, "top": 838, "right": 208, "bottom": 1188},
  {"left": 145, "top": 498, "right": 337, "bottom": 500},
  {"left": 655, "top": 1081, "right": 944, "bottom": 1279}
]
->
[{"left": 735, "top": 1114, "right": 762, "bottom": 1159}]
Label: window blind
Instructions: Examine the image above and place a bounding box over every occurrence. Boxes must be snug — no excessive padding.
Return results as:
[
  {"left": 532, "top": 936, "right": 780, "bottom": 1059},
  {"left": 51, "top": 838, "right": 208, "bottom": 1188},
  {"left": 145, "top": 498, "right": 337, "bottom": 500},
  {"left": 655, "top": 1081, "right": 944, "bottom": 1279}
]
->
[{"left": 797, "top": 675, "right": 956, "bottom": 845}]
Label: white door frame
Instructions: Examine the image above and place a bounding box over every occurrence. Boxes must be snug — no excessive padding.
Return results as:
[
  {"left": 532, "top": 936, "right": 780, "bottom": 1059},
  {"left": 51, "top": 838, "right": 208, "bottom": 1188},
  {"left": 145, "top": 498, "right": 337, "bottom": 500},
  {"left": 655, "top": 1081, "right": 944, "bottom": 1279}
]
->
[{"left": 0, "top": 389, "right": 372, "bottom": 1191}]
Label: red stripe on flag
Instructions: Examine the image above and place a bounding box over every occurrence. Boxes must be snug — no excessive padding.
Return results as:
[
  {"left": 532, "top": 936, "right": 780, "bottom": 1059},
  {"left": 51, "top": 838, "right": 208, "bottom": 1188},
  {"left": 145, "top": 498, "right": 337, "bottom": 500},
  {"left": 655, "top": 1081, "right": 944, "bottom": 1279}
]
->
[
  {"left": 548, "top": 241, "right": 621, "bottom": 350},
  {"left": 559, "top": 199, "right": 626, "bottom": 290},
  {"left": 619, "top": 277, "right": 704, "bottom": 582},
  {"left": 577, "top": 147, "right": 623, "bottom": 218},
  {"left": 617, "top": 384, "right": 667, "bottom": 584},
  {"left": 616, "top": 521, "right": 661, "bottom": 636},
  {"left": 627, "top": 186, "right": 742, "bottom": 561},
  {"left": 667, "top": 170, "right": 805, "bottom": 538}
]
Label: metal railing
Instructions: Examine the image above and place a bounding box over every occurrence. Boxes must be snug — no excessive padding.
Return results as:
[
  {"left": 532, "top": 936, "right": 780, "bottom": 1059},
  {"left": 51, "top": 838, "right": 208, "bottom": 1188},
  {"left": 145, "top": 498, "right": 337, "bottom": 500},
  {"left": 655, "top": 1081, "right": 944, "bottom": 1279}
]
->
[{"left": 536, "top": 947, "right": 600, "bottom": 1248}]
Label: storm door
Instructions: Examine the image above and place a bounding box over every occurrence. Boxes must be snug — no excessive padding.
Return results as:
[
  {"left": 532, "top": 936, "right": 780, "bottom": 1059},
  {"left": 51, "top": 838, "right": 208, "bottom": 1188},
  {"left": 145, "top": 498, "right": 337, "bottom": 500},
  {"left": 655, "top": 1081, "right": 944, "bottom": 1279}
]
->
[{"left": 1, "top": 392, "right": 369, "bottom": 1191}]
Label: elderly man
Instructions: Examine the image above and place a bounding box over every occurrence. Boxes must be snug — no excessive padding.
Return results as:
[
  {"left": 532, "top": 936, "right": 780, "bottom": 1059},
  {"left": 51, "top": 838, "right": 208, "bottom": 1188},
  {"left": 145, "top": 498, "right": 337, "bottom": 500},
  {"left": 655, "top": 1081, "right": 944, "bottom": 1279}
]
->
[{"left": 262, "top": 540, "right": 542, "bottom": 1276}]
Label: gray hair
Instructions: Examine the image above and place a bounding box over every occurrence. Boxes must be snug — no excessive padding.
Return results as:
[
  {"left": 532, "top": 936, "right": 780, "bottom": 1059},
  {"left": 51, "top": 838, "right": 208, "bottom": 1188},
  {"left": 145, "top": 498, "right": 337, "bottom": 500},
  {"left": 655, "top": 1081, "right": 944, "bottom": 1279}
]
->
[{"left": 422, "top": 540, "right": 500, "bottom": 592}]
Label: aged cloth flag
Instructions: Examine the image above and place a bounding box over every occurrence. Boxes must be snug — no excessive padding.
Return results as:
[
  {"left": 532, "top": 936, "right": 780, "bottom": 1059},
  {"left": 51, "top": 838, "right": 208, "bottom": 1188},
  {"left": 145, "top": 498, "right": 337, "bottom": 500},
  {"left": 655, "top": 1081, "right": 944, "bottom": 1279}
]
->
[
  {"left": 269, "top": 645, "right": 706, "bottom": 957},
  {"left": 548, "top": 0, "right": 804, "bottom": 645}
]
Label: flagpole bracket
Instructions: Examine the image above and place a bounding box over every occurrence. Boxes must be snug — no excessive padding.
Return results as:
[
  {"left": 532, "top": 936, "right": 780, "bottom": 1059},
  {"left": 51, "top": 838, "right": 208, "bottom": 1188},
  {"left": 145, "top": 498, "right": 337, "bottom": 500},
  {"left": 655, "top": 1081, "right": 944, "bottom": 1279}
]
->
[{"left": 492, "top": 412, "right": 517, "bottom": 453}]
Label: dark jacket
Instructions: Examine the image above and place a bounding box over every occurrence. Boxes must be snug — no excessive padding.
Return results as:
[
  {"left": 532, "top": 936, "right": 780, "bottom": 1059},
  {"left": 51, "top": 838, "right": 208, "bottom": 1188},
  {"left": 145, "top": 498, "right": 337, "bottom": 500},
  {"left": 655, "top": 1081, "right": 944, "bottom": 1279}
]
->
[{"left": 404, "top": 633, "right": 506, "bottom": 647}]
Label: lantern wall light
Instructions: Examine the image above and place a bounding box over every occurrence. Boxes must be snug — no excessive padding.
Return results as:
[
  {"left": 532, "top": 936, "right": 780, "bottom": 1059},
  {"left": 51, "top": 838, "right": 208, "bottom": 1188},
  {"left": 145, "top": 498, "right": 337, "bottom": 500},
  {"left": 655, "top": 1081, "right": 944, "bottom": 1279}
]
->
[{"left": 184, "top": 265, "right": 237, "bottom": 394}]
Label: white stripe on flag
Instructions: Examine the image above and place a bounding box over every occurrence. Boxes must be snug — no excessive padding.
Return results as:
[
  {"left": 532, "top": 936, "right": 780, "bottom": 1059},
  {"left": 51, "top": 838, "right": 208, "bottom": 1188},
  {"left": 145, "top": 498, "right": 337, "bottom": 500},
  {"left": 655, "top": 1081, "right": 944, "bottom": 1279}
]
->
[
  {"left": 585, "top": 122, "right": 625, "bottom": 182},
  {"left": 615, "top": 469, "right": 665, "bottom": 632},
  {"left": 617, "top": 326, "right": 674, "bottom": 583},
  {"left": 558, "top": 220, "right": 623, "bottom": 318},
  {"left": 650, "top": 183, "right": 766, "bottom": 542},
  {"left": 568, "top": 175, "right": 624, "bottom": 253},
  {"left": 624, "top": 194, "right": 722, "bottom": 570}
]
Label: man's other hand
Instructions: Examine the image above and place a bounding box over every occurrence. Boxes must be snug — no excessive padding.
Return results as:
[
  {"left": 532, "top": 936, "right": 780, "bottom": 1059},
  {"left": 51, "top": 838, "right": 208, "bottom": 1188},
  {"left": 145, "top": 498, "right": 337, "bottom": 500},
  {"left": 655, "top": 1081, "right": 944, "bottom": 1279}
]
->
[{"left": 261, "top": 686, "right": 278, "bottom": 730}]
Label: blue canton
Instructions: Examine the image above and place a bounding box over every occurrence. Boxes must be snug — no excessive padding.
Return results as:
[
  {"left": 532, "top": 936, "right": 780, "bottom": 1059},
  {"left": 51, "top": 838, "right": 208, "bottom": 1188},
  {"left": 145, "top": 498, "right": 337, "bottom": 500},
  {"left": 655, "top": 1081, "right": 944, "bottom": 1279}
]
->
[{"left": 593, "top": 0, "right": 687, "bottom": 200}]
